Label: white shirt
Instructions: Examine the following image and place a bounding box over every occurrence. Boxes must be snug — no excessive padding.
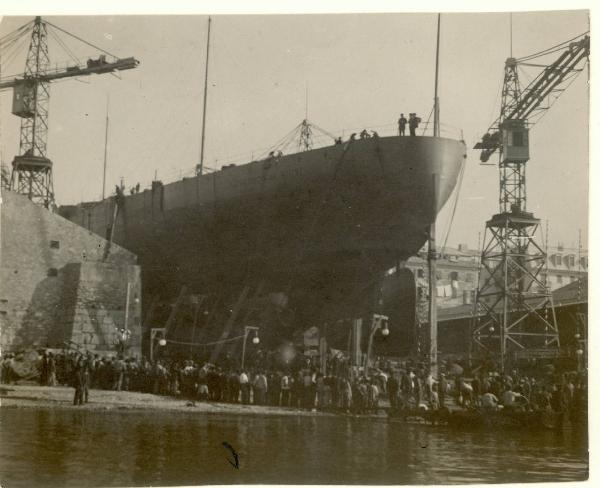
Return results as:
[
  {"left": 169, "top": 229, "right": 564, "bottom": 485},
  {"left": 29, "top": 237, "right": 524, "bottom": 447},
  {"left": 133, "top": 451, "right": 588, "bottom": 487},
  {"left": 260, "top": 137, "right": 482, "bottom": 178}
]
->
[
  {"left": 482, "top": 392, "right": 499, "bottom": 408},
  {"left": 502, "top": 390, "right": 518, "bottom": 406}
]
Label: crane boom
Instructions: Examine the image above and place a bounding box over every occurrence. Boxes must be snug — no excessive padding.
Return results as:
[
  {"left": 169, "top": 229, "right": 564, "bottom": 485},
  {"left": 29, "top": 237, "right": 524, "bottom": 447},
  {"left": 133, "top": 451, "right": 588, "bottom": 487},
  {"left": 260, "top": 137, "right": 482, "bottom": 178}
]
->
[
  {"left": 0, "top": 56, "right": 139, "bottom": 90},
  {"left": 475, "top": 35, "right": 589, "bottom": 162}
]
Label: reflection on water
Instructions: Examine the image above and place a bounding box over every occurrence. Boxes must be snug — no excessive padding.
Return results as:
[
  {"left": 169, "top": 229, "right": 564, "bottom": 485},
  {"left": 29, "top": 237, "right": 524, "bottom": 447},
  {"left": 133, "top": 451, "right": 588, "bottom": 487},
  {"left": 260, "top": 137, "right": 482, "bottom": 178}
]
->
[{"left": 0, "top": 408, "right": 588, "bottom": 487}]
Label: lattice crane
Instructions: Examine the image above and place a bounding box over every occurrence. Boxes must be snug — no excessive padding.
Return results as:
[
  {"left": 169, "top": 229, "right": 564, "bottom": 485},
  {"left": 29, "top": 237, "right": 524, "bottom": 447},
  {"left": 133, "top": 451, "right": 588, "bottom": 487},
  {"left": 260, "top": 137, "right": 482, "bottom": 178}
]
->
[
  {"left": 0, "top": 16, "right": 139, "bottom": 208},
  {"left": 471, "top": 34, "right": 589, "bottom": 370}
]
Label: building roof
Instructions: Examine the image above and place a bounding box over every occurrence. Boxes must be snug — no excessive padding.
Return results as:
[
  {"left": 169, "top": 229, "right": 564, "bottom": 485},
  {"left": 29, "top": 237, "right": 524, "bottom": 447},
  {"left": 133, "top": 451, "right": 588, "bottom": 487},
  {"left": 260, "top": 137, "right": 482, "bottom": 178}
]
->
[
  {"left": 439, "top": 303, "right": 475, "bottom": 321},
  {"left": 438, "top": 277, "right": 587, "bottom": 323},
  {"left": 552, "top": 276, "right": 587, "bottom": 307}
]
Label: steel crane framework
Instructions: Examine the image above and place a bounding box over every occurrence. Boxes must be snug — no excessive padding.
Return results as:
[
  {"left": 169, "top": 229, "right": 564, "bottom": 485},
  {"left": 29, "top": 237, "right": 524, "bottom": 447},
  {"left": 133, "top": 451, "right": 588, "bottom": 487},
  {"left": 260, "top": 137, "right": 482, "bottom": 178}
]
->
[
  {"left": 0, "top": 16, "right": 139, "bottom": 208},
  {"left": 472, "top": 34, "right": 589, "bottom": 370}
]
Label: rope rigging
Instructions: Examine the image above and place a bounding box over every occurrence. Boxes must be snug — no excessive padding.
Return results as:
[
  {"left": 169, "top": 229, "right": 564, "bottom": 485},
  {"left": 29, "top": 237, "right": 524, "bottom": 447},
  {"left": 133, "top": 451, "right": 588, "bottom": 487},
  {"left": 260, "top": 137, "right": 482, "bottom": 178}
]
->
[{"left": 440, "top": 157, "right": 466, "bottom": 256}]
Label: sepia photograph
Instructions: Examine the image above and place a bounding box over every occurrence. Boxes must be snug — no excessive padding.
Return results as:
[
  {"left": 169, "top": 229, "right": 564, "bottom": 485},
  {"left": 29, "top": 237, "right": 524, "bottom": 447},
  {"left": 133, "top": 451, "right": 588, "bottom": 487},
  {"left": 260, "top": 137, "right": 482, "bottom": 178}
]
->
[{"left": 0, "top": 4, "right": 590, "bottom": 487}]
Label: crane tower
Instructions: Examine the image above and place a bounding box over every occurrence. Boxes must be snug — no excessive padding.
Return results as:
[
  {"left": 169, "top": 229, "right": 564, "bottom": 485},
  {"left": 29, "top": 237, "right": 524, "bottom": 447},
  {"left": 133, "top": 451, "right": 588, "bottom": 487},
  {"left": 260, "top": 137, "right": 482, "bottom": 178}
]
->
[
  {"left": 472, "top": 34, "right": 589, "bottom": 371},
  {"left": 0, "top": 16, "right": 139, "bottom": 208}
]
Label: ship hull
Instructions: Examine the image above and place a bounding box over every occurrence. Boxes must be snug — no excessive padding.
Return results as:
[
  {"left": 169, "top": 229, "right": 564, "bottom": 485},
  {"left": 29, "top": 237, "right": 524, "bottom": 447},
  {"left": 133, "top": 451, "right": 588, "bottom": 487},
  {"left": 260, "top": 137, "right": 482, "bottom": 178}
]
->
[{"left": 60, "top": 135, "right": 465, "bottom": 342}]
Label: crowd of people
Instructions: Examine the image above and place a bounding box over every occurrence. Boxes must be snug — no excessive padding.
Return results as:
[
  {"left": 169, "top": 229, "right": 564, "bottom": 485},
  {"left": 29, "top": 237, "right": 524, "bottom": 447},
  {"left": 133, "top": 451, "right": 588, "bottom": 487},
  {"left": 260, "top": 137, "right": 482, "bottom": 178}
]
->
[
  {"left": 0, "top": 349, "right": 587, "bottom": 427},
  {"left": 1, "top": 350, "right": 386, "bottom": 413}
]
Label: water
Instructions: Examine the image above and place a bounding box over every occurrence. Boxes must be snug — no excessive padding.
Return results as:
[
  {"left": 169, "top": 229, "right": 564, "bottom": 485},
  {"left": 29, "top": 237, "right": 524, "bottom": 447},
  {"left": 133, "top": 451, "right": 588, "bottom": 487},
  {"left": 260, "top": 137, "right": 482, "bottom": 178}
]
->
[{"left": 0, "top": 408, "right": 588, "bottom": 487}]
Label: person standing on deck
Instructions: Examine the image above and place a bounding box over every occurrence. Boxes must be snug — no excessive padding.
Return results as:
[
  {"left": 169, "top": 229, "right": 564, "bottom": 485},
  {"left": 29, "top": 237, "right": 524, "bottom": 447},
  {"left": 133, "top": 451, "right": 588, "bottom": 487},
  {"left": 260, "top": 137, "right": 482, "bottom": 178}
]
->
[
  {"left": 398, "top": 114, "right": 408, "bottom": 136},
  {"left": 409, "top": 113, "right": 421, "bottom": 136}
]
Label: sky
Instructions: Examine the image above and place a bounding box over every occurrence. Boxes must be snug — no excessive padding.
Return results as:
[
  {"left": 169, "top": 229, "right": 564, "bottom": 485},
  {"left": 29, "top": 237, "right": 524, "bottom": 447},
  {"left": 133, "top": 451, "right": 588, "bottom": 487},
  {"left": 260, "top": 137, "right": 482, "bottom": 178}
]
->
[{"left": 0, "top": 9, "right": 590, "bottom": 251}]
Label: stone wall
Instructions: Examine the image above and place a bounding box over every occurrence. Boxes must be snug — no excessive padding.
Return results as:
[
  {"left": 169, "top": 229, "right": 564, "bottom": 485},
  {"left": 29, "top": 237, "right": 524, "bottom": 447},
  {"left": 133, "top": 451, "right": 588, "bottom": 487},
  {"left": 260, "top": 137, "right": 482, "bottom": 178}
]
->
[
  {"left": 0, "top": 190, "right": 141, "bottom": 356},
  {"left": 65, "top": 262, "right": 142, "bottom": 357}
]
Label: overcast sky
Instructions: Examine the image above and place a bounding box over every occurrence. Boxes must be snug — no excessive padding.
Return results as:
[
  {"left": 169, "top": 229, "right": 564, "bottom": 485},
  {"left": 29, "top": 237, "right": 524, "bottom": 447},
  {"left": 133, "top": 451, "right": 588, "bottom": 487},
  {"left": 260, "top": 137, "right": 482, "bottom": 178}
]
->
[{"left": 0, "top": 10, "right": 589, "bottom": 250}]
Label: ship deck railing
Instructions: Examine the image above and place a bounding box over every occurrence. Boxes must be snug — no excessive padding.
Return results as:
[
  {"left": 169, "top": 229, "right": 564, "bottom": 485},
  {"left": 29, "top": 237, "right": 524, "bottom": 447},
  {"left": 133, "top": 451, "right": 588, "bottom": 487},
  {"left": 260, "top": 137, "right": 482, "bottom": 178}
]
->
[{"left": 142, "top": 121, "right": 464, "bottom": 190}]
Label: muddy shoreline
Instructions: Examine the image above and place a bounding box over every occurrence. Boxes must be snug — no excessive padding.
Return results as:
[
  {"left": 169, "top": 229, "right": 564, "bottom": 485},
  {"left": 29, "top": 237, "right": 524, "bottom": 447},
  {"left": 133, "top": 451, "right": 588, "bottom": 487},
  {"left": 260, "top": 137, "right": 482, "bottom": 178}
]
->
[{"left": 0, "top": 385, "right": 390, "bottom": 420}]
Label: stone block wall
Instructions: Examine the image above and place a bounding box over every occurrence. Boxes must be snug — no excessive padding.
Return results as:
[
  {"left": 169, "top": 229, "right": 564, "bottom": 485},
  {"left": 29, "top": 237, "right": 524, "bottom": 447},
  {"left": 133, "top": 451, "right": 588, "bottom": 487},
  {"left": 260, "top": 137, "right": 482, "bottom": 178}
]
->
[
  {"left": 65, "top": 262, "right": 142, "bottom": 357},
  {"left": 0, "top": 191, "right": 141, "bottom": 356}
]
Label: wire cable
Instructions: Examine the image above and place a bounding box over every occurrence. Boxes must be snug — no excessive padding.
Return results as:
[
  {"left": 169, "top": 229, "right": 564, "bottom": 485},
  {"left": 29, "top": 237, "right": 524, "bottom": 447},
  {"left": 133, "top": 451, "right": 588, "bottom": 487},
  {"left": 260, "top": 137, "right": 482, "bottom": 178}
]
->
[
  {"left": 47, "top": 25, "right": 81, "bottom": 65},
  {"left": 44, "top": 20, "right": 118, "bottom": 59},
  {"left": 0, "top": 19, "right": 34, "bottom": 47},
  {"left": 516, "top": 31, "right": 589, "bottom": 62},
  {"left": 165, "top": 333, "right": 246, "bottom": 347},
  {"left": 420, "top": 106, "right": 434, "bottom": 136}
]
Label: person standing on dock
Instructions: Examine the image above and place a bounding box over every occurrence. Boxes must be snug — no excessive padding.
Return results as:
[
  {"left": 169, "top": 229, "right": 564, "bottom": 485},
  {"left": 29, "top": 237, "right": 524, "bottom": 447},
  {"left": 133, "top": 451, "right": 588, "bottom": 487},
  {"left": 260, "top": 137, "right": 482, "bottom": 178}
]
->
[
  {"left": 398, "top": 114, "right": 407, "bottom": 136},
  {"left": 47, "top": 353, "right": 57, "bottom": 387},
  {"left": 429, "top": 383, "right": 440, "bottom": 410},
  {"left": 113, "top": 356, "right": 124, "bottom": 391},
  {"left": 229, "top": 370, "right": 241, "bottom": 403},
  {"left": 72, "top": 356, "right": 88, "bottom": 406},
  {"left": 40, "top": 352, "right": 49, "bottom": 386},
  {"left": 280, "top": 373, "right": 291, "bottom": 407},
  {"left": 387, "top": 372, "right": 399, "bottom": 409},
  {"left": 239, "top": 370, "right": 250, "bottom": 404},
  {"left": 438, "top": 374, "right": 447, "bottom": 408},
  {"left": 340, "top": 376, "right": 353, "bottom": 413},
  {"left": 253, "top": 371, "right": 268, "bottom": 405}
]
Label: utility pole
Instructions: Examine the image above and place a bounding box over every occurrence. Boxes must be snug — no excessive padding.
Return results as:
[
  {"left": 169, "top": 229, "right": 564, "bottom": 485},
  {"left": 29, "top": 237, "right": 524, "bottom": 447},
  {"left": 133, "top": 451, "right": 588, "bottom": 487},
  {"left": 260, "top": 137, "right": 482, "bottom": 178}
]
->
[
  {"left": 428, "top": 14, "right": 441, "bottom": 378},
  {"left": 428, "top": 174, "right": 439, "bottom": 378}
]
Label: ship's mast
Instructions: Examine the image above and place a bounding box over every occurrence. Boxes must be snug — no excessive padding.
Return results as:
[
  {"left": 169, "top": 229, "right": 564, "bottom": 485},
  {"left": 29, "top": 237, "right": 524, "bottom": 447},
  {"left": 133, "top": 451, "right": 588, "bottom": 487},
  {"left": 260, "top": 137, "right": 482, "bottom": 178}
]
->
[
  {"left": 433, "top": 13, "right": 441, "bottom": 138},
  {"left": 198, "top": 16, "right": 212, "bottom": 176}
]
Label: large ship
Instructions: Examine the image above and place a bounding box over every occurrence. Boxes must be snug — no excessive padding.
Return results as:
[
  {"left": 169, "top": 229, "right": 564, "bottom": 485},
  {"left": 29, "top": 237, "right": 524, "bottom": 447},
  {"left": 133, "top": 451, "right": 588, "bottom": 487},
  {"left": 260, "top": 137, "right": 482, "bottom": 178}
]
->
[
  {"left": 59, "top": 16, "right": 466, "bottom": 357},
  {"left": 59, "top": 131, "right": 466, "bottom": 354}
]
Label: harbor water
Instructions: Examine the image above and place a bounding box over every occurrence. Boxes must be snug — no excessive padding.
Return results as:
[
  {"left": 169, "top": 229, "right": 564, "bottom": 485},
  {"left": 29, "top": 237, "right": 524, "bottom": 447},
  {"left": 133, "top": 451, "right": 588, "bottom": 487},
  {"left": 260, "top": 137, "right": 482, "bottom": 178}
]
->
[{"left": 0, "top": 408, "right": 588, "bottom": 486}]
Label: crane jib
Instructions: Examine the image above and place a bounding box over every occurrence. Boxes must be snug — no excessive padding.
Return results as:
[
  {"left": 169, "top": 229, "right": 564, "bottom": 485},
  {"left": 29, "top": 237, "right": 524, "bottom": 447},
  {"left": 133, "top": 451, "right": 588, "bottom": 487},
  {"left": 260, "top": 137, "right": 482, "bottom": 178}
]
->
[
  {"left": 474, "top": 35, "right": 589, "bottom": 156},
  {"left": 0, "top": 57, "right": 140, "bottom": 90}
]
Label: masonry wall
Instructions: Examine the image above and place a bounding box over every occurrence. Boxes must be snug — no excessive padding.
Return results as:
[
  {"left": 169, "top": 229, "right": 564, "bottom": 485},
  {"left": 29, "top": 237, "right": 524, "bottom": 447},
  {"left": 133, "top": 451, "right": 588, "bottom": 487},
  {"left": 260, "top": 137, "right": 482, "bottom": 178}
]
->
[
  {"left": 0, "top": 190, "right": 141, "bottom": 356},
  {"left": 64, "top": 262, "right": 142, "bottom": 357}
]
